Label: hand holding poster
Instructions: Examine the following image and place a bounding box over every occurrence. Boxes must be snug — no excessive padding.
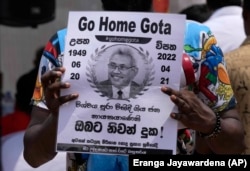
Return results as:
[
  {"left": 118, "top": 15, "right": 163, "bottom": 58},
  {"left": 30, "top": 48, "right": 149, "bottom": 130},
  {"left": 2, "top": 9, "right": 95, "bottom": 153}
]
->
[{"left": 56, "top": 11, "right": 186, "bottom": 155}]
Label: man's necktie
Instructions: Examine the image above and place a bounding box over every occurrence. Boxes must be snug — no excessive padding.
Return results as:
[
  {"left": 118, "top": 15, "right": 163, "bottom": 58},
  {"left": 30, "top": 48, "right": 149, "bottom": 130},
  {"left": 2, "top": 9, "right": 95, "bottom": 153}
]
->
[{"left": 117, "top": 90, "right": 123, "bottom": 99}]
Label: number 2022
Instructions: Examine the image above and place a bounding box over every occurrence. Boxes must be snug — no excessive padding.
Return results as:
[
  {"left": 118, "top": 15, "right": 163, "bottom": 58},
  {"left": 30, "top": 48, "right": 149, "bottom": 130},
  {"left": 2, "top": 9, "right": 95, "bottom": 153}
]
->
[{"left": 157, "top": 53, "right": 176, "bottom": 61}]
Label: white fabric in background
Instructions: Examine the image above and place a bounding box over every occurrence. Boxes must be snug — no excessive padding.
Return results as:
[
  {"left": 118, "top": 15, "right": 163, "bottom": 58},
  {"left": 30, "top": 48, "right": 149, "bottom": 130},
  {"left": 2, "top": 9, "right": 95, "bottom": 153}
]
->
[
  {"left": 1, "top": 131, "right": 25, "bottom": 171},
  {"left": 1, "top": 131, "right": 66, "bottom": 171},
  {"left": 203, "top": 6, "right": 246, "bottom": 54}
]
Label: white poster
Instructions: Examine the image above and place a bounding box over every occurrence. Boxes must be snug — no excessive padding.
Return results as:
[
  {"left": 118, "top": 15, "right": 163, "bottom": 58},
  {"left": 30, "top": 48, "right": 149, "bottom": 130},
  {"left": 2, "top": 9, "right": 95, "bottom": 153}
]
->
[{"left": 56, "top": 11, "right": 186, "bottom": 155}]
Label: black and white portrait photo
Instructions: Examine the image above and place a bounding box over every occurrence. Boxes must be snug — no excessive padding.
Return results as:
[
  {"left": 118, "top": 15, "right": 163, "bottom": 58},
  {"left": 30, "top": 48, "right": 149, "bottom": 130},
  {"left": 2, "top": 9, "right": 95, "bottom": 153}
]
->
[{"left": 86, "top": 44, "right": 154, "bottom": 100}]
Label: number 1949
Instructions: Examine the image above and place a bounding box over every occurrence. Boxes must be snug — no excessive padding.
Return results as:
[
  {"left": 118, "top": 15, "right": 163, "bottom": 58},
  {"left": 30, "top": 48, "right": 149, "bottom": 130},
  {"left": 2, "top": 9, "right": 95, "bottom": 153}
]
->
[{"left": 68, "top": 49, "right": 87, "bottom": 56}]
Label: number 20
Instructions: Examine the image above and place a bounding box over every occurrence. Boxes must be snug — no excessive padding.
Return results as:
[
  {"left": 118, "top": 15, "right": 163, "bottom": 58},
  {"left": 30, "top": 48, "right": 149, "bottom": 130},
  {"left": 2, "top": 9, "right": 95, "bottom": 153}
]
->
[{"left": 70, "top": 73, "right": 80, "bottom": 80}]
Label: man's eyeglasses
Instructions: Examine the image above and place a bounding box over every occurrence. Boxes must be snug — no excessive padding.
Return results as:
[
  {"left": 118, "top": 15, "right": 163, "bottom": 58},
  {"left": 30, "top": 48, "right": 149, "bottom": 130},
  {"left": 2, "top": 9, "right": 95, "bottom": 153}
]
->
[{"left": 108, "top": 63, "right": 135, "bottom": 72}]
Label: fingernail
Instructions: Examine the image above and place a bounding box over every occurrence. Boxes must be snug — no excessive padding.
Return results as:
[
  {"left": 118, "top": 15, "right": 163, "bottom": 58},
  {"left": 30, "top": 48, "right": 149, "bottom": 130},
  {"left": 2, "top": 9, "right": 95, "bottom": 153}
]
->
[
  {"left": 71, "top": 93, "right": 79, "bottom": 98},
  {"left": 65, "top": 82, "right": 70, "bottom": 87},
  {"left": 171, "top": 95, "right": 176, "bottom": 100},
  {"left": 56, "top": 71, "right": 62, "bottom": 76},
  {"left": 170, "top": 113, "right": 175, "bottom": 118},
  {"left": 161, "top": 86, "right": 167, "bottom": 91}
]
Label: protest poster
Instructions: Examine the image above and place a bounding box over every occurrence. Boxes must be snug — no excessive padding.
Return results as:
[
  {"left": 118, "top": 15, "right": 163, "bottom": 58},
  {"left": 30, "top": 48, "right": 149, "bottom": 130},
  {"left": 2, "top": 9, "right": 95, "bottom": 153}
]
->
[{"left": 56, "top": 11, "right": 186, "bottom": 155}]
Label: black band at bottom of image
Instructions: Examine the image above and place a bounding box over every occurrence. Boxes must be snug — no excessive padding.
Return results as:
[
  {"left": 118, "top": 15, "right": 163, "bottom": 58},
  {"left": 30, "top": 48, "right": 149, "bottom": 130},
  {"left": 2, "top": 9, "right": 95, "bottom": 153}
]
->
[{"left": 129, "top": 155, "right": 250, "bottom": 170}]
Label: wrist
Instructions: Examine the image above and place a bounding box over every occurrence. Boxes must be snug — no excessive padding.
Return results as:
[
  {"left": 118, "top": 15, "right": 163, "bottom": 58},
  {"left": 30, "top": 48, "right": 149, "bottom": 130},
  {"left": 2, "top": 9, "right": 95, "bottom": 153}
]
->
[{"left": 198, "top": 112, "right": 221, "bottom": 139}]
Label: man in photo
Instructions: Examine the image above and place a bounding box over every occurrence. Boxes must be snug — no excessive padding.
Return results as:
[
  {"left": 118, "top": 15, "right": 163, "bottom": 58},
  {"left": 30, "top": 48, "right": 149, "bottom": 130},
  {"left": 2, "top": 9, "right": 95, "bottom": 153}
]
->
[{"left": 97, "top": 46, "right": 142, "bottom": 99}]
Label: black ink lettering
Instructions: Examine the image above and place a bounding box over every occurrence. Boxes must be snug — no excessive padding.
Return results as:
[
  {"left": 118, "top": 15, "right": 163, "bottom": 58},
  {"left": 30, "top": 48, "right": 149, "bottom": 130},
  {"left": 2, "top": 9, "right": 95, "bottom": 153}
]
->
[
  {"left": 141, "top": 18, "right": 171, "bottom": 34},
  {"left": 78, "top": 17, "right": 95, "bottom": 31},
  {"left": 99, "top": 17, "right": 136, "bottom": 32}
]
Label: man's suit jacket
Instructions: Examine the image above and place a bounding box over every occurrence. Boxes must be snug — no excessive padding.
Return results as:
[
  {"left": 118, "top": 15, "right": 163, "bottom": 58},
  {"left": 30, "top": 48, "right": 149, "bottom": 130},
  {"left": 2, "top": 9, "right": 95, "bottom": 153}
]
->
[{"left": 97, "top": 79, "right": 142, "bottom": 99}]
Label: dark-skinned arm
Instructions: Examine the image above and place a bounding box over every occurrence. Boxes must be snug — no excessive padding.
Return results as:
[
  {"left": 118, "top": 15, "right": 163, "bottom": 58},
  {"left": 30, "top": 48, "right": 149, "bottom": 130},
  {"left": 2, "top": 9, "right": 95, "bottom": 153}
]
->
[
  {"left": 23, "top": 67, "right": 79, "bottom": 167},
  {"left": 23, "top": 106, "right": 58, "bottom": 168},
  {"left": 161, "top": 86, "right": 246, "bottom": 154},
  {"left": 195, "top": 108, "right": 246, "bottom": 154}
]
